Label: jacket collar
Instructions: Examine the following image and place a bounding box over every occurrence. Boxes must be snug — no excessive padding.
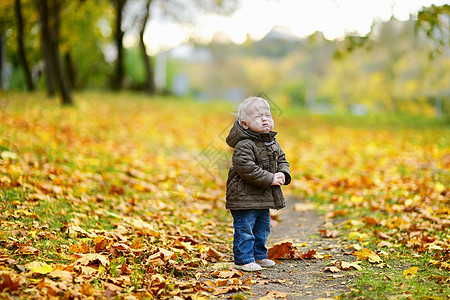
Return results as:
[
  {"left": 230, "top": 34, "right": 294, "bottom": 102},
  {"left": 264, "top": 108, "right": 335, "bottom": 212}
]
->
[{"left": 226, "top": 120, "right": 277, "bottom": 148}]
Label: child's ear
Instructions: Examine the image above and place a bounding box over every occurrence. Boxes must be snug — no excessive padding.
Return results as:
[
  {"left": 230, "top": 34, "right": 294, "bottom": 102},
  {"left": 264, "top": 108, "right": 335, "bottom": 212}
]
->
[{"left": 241, "top": 120, "right": 249, "bottom": 129}]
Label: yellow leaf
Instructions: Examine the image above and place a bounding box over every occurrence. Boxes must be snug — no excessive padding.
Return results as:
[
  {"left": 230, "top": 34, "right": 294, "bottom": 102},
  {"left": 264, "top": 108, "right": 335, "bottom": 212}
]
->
[
  {"left": 403, "top": 267, "right": 418, "bottom": 279},
  {"left": 98, "top": 264, "right": 106, "bottom": 274},
  {"left": 353, "top": 248, "right": 382, "bottom": 263},
  {"left": 1, "top": 151, "right": 17, "bottom": 160},
  {"left": 434, "top": 182, "right": 445, "bottom": 193},
  {"left": 26, "top": 261, "right": 54, "bottom": 274}
]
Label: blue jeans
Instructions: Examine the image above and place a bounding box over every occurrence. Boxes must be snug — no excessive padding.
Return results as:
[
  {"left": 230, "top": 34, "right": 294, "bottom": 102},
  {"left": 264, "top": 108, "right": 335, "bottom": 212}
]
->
[{"left": 230, "top": 209, "right": 271, "bottom": 265}]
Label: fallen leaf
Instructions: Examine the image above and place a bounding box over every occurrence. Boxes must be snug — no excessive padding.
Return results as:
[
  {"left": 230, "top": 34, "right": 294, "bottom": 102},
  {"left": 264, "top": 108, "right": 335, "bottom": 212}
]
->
[
  {"left": 36, "top": 277, "right": 60, "bottom": 297},
  {"left": 48, "top": 270, "right": 73, "bottom": 282},
  {"left": 215, "top": 269, "right": 243, "bottom": 279},
  {"left": 403, "top": 267, "right": 418, "bottom": 279},
  {"left": 81, "top": 282, "right": 94, "bottom": 296},
  {"left": 26, "top": 261, "right": 54, "bottom": 274},
  {"left": 338, "top": 260, "right": 362, "bottom": 271},
  {"left": 298, "top": 249, "right": 317, "bottom": 259},
  {"left": 212, "top": 285, "right": 250, "bottom": 296},
  {"left": 104, "top": 282, "right": 122, "bottom": 292},
  {"left": 324, "top": 266, "right": 341, "bottom": 273},
  {"left": 374, "top": 230, "right": 390, "bottom": 240},
  {"left": 17, "top": 245, "right": 39, "bottom": 255},
  {"left": 319, "top": 229, "right": 339, "bottom": 238},
  {"left": 206, "top": 247, "right": 224, "bottom": 261},
  {"left": 0, "top": 274, "right": 20, "bottom": 292},
  {"left": 377, "top": 241, "right": 393, "bottom": 248},
  {"left": 128, "top": 218, "right": 159, "bottom": 236},
  {"left": 73, "top": 253, "right": 109, "bottom": 267},
  {"left": 268, "top": 242, "right": 296, "bottom": 259},
  {"left": 352, "top": 248, "right": 382, "bottom": 263},
  {"left": 67, "top": 225, "right": 89, "bottom": 239},
  {"left": 94, "top": 236, "right": 110, "bottom": 252},
  {"left": 364, "top": 217, "right": 378, "bottom": 226},
  {"left": 70, "top": 242, "right": 89, "bottom": 253}
]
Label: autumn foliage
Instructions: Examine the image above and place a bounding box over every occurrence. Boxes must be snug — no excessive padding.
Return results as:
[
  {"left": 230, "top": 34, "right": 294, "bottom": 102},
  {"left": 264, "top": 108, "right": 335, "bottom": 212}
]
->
[{"left": 0, "top": 93, "right": 449, "bottom": 298}]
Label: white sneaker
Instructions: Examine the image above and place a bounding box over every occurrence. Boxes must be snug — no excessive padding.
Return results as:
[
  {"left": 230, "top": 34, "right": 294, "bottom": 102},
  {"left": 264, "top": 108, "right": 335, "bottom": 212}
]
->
[
  {"left": 234, "top": 262, "right": 262, "bottom": 272},
  {"left": 256, "top": 259, "right": 276, "bottom": 267}
]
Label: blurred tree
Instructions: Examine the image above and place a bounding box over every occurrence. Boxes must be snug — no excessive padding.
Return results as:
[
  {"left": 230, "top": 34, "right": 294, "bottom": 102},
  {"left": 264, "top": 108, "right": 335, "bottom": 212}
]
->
[
  {"left": 416, "top": 4, "right": 450, "bottom": 57},
  {"left": 139, "top": 0, "right": 156, "bottom": 94},
  {"left": 0, "top": 34, "right": 4, "bottom": 89},
  {"left": 15, "top": 0, "right": 34, "bottom": 91},
  {"left": 304, "top": 32, "right": 333, "bottom": 109},
  {"left": 111, "top": 0, "right": 126, "bottom": 90},
  {"left": 35, "top": 0, "right": 72, "bottom": 105},
  {"left": 0, "top": 1, "right": 10, "bottom": 90},
  {"left": 60, "top": 0, "right": 111, "bottom": 89},
  {"left": 0, "top": 1, "right": 15, "bottom": 90},
  {"left": 112, "top": 0, "right": 238, "bottom": 92}
]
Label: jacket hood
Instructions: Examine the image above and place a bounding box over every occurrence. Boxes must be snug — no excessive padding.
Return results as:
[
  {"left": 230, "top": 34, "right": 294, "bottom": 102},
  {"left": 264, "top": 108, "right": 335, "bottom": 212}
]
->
[{"left": 226, "top": 121, "right": 277, "bottom": 148}]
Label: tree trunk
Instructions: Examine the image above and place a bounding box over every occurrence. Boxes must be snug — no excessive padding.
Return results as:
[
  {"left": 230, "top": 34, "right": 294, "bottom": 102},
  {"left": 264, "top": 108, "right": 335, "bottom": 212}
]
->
[
  {"left": 0, "top": 33, "right": 5, "bottom": 90},
  {"left": 35, "top": 0, "right": 73, "bottom": 105},
  {"left": 15, "top": 0, "right": 35, "bottom": 91},
  {"left": 113, "top": 0, "right": 126, "bottom": 90},
  {"left": 37, "top": 0, "right": 55, "bottom": 96},
  {"left": 64, "top": 51, "right": 76, "bottom": 89},
  {"left": 140, "top": 0, "right": 156, "bottom": 94}
]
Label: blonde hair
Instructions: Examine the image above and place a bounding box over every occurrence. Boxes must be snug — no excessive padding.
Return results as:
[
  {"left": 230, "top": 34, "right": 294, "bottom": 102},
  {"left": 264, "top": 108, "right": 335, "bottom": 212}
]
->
[{"left": 235, "top": 96, "right": 270, "bottom": 123}]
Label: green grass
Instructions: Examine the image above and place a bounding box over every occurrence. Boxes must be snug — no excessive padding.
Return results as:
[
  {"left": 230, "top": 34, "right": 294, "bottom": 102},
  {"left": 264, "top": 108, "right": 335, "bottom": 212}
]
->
[
  {"left": 332, "top": 214, "right": 450, "bottom": 299},
  {"left": 342, "top": 259, "right": 449, "bottom": 299}
]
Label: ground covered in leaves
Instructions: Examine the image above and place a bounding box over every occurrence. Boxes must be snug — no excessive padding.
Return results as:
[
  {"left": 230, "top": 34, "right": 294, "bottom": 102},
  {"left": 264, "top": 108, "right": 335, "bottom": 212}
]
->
[{"left": 0, "top": 92, "right": 449, "bottom": 299}]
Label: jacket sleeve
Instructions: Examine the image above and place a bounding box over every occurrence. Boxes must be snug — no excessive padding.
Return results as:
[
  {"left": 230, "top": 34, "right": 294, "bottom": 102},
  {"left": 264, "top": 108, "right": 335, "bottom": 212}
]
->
[
  {"left": 276, "top": 144, "right": 291, "bottom": 185},
  {"left": 233, "top": 141, "right": 274, "bottom": 188}
]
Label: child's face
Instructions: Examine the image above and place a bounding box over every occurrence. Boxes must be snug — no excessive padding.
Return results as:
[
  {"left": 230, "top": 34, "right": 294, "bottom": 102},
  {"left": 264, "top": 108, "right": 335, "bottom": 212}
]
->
[{"left": 241, "top": 101, "right": 274, "bottom": 133}]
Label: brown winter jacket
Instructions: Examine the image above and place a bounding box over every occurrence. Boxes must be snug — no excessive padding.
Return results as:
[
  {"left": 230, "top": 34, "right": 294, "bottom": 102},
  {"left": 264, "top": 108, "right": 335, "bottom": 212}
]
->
[{"left": 225, "top": 121, "right": 291, "bottom": 210}]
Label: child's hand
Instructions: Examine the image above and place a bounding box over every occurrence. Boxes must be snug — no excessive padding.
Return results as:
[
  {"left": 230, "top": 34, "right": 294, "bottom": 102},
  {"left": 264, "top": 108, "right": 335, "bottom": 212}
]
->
[{"left": 271, "top": 172, "right": 285, "bottom": 185}]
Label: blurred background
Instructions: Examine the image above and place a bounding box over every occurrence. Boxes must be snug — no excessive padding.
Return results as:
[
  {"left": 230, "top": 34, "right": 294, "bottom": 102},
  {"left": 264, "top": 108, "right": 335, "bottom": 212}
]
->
[{"left": 1, "top": 0, "right": 449, "bottom": 116}]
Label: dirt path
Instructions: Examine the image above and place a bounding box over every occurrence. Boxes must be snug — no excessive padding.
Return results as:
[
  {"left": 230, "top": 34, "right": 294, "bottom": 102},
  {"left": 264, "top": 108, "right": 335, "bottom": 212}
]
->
[{"left": 219, "top": 197, "right": 356, "bottom": 299}]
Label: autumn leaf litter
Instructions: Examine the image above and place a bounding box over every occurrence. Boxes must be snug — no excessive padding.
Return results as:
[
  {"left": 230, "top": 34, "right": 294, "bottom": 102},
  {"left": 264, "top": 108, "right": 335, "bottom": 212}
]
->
[{"left": 0, "top": 95, "right": 449, "bottom": 299}]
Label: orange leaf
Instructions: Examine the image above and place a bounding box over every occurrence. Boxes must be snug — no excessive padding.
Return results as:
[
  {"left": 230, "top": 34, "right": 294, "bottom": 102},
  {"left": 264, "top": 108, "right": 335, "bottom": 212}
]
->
[
  {"left": 81, "top": 282, "right": 94, "bottom": 297},
  {"left": 0, "top": 274, "right": 20, "bottom": 292},
  {"left": 297, "top": 249, "right": 317, "bottom": 260},
  {"left": 206, "top": 247, "right": 224, "bottom": 261},
  {"left": 94, "top": 237, "right": 109, "bottom": 253},
  {"left": 70, "top": 242, "right": 89, "bottom": 253},
  {"left": 267, "top": 242, "right": 296, "bottom": 259}
]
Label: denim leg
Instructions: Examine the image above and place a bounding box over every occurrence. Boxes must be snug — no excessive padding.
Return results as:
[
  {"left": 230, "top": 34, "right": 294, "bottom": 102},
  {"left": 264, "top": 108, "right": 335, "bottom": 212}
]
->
[
  {"left": 231, "top": 209, "right": 271, "bottom": 265},
  {"left": 253, "top": 209, "right": 271, "bottom": 260},
  {"left": 231, "top": 210, "right": 256, "bottom": 265}
]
